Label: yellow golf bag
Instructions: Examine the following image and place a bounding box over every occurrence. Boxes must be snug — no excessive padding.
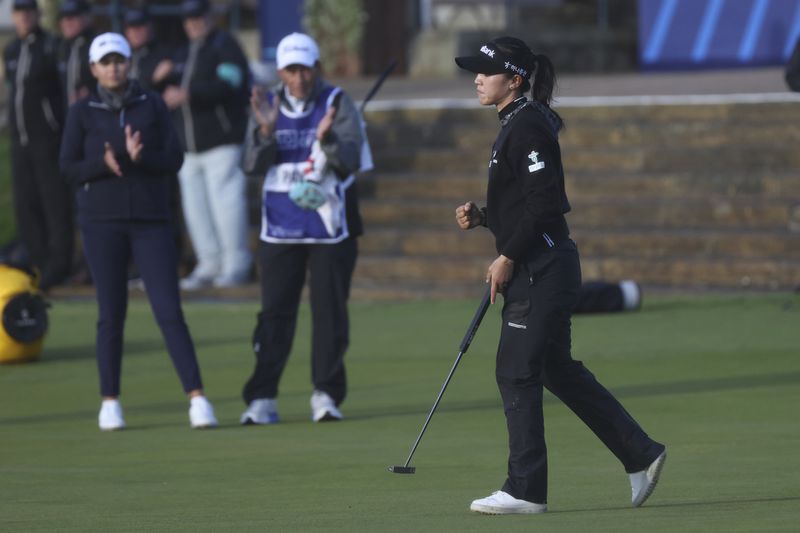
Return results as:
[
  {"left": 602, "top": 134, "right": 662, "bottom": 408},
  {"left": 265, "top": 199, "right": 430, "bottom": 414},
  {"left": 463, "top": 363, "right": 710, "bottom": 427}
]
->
[{"left": 0, "top": 264, "right": 48, "bottom": 364}]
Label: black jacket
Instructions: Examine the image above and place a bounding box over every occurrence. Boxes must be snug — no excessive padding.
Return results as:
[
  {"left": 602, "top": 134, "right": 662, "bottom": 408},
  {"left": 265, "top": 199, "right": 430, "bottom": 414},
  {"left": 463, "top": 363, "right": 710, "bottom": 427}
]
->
[
  {"left": 59, "top": 81, "right": 184, "bottom": 222},
  {"left": 57, "top": 26, "right": 95, "bottom": 107},
  {"left": 130, "top": 41, "right": 172, "bottom": 93},
  {"left": 485, "top": 97, "right": 571, "bottom": 261},
  {"left": 3, "top": 27, "right": 64, "bottom": 147},
  {"left": 167, "top": 29, "right": 249, "bottom": 152}
]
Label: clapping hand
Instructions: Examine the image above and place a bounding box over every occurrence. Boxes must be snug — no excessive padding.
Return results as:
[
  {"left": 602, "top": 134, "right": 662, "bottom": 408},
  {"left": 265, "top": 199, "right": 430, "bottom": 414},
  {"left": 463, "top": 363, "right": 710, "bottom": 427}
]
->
[
  {"left": 104, "top": 142, "right": 122, "bottom": 177},
  {"left": 103, "top": 126, "right": 143, "bottom": 177},
  {"left": 251, "top": 87, "right": 280, "bottom": 138},
  {"left": 316, "top": 105, "right": 336, "bottom": 141},
  {"left": 125, "top": 125, "right": 143, "bottom": 163}
]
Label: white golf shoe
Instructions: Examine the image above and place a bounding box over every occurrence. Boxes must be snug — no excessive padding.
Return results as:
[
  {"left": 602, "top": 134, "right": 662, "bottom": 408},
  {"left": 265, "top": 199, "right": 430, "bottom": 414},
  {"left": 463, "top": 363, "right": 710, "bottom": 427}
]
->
[
  {"left": 98, "top": 399, "right": 126, "bottom": 431},
  {"left": 630, "top": 450, "right": 667, "bottom": 507},
  {"left": 470, "top": 491, "right": 547, "bottom": 515},
  {"left": 310, "top": 390, "right": 342, "bottom": 422},
  {"left": 189, "top": 395, "right": 218, "bottom": 429},
  {"left": 240, "top": 398, "right": 279, "bottom": 425}
]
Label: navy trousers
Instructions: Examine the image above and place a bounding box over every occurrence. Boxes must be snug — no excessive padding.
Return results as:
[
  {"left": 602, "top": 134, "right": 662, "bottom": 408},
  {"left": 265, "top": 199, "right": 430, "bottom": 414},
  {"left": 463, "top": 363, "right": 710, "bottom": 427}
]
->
[
  {"left": 80, "top": 220, "right": 203, "bottom": 397},
  {"left": 242, "top": 237, "right": 357, "bottom": 405},
  {"left": 496, "top": 239, "right": 664, "bottom": 504}
]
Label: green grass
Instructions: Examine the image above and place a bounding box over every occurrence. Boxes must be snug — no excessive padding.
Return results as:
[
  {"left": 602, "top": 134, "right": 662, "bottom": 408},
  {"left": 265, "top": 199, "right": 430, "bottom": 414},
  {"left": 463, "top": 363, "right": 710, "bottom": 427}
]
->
[{"left": 1, "top": 293, "right": 799, "bottom": 531}]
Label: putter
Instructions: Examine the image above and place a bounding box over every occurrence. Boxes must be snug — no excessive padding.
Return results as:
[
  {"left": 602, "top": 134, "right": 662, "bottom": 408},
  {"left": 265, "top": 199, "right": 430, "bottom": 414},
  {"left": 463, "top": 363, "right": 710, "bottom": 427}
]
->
[{"left": 389, "top": 286, "right": 492, "bottom": 474}]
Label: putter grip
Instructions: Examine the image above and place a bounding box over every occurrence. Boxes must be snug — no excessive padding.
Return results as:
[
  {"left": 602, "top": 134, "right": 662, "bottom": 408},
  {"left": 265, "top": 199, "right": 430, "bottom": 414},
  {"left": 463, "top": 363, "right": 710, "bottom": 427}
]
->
[{"left": 458, "top": 286, "right": 491, "bottom": 353}]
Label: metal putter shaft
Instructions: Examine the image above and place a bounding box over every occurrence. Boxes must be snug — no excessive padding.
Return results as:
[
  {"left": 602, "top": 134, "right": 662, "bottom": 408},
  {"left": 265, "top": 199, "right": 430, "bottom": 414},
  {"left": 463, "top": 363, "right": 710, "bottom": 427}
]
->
[{"left": 389, "top": 286, "right": 492, "bottom": 474}]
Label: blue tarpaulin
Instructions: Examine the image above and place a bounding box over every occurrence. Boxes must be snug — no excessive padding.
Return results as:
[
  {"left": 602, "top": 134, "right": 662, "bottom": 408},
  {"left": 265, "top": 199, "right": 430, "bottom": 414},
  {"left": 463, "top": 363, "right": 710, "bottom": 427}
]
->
[{"left": 638, "top": 0, "right": 800, "bottom": 69}]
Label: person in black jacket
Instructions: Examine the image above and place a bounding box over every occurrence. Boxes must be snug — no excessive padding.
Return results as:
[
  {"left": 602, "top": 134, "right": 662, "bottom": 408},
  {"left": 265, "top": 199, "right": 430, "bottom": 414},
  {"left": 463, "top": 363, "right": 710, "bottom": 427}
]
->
[
  {"left": 59, "top": 32, "right": 218, "bottom": 431},
  {"left": 160, "top": 0, "right": 252, "bottom": 290},
  {"left": 122, "top": 7, "right": 172, "bottom": 93},
  {"left": 57, "top": 0, "right": 95, "bottom": 106},
  {"left": 3, "top": 0, "right": 73, "bottom": 290},
  {"left": 453, "top": 37, "right": 666, "bottom": 515}
]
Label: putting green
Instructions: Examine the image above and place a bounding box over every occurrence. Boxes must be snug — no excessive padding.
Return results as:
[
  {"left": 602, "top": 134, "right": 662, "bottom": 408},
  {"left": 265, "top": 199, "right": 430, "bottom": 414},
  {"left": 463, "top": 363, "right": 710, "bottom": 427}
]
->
[{"left": 1, "top": 293, "right": 798, "bottom": 531}]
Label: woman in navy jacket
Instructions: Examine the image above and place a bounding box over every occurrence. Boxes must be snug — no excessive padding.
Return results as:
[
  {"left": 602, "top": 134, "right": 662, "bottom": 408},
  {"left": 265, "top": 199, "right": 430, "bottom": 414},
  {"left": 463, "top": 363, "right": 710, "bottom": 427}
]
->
[{"left": 59, "top": 33, "right": 217, "bottom": 431}]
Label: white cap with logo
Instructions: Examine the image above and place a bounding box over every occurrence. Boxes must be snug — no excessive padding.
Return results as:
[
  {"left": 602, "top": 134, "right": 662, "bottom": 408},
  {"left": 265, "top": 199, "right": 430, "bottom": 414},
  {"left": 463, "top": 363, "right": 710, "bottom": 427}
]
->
[
  {"left": 89, "top": 32, "right": 132, "bottom": 63},
  {"left": 276, "top": 32, "right": 319, "bottom": 70}
]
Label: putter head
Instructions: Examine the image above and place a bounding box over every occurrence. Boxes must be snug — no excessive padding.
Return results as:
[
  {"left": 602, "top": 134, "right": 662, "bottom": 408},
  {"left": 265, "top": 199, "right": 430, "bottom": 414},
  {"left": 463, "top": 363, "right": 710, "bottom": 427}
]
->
[{"left": 388, "top": 465, "right": 416, "bottom": 474}]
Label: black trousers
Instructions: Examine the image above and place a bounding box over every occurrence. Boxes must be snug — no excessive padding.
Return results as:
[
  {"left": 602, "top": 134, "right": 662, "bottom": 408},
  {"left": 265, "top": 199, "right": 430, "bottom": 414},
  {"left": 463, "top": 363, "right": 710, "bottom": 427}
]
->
[
  {"left": 496, "top": 239, "right": 664, "bottom": 504},
  {"left": 10, "top": 139, "right": 73, "bottom": 289},
  {"left": 242, "top": 237, "right": 357, "bottom": 405},
  {"left": 81, "top": 220, "right": 203, "bottom": 397}
]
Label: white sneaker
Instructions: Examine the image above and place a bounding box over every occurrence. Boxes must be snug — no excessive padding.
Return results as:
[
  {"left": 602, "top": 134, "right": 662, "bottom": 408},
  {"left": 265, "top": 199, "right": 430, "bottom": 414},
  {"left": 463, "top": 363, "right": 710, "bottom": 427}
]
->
[
  {"left": 189, "top": 396, "right": 218, "bottom": 429},
  {"left": 98, "top": 399, "right": 126, "bottom": 431},
  {"left": 470, "top": 490, "right": 547, "bottom": 515},
  {"left": 240, "top": 398, "right": 279, "bottom": 425},
  {"left": 630, "top": 450, "right": 667, "bottom": 507},
  {"left": 212, "top": 272, "right": 249, "bottom": 288},
  {"left": 180, "top": 271, "right": 215, "bottom": 291},
  {"left": 620, "top": 280, "right": 642, "bottom": 310},
  {"left": 310, "top": 390, "right": 343, "bottom": 422}
]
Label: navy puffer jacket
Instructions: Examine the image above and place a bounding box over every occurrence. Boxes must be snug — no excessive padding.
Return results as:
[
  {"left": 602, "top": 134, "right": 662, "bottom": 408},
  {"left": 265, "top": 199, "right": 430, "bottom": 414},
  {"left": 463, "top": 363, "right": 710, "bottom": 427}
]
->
[{"left": 59, "top": 80, "right": 183, "bottom": 222}]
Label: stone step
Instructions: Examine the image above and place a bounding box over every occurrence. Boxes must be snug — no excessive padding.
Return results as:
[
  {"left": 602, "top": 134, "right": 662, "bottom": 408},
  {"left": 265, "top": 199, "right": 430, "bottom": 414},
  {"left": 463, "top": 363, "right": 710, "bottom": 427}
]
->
[
  {"left": 360, "top": 198, "right": 800, "bottom": 230},
  {"left": 360, "top": 228, "right": 800, "bottom": 260},
  {"left": 579, "top": 257, "right": 799, "bottom": 290},
  {"left": 372, "top": 144, "right": 800, "bottom": 174},
  {"left": 362, "top": 171, "right": 800, "bottom": 201},
  {"left": 353, "top": 256, "right": 799, "bottom": 291},
  {"left": 364, "top": 102, "right": 800, "bottom": 133},
  {"left": 368, "top": 114, "right": 800, "bottom": 152},
  {"left": 559, "top": 121, "right": 800, "bottom": 150}
]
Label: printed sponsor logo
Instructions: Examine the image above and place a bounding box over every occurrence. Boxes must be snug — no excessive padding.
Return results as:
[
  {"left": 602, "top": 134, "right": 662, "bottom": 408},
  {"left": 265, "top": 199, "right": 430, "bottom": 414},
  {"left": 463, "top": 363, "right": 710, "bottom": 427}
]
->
[
  {"left": 507, "top": 322, "right": 527, "bottom": 330},
  {"left": 276, "top": 128, "right": 316, "bottom": 150},
  {"left": 480, "top": 45, "right": 495, "bottom": 58},
  {"left": 504, "top": 61, "right": 528, "bottom": 78},
  {"left": 527, "top": 150, "right": 545, "bottom": 173},
  {"left": 489, "top": 150, "right": 498, "bottom": 168}
]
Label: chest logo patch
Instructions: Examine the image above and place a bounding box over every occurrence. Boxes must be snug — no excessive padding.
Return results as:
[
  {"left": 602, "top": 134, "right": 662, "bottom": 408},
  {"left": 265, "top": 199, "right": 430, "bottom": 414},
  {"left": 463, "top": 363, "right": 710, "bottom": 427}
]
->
[{"left": 528, "top": 150, "right": 545, "bottom": 173}]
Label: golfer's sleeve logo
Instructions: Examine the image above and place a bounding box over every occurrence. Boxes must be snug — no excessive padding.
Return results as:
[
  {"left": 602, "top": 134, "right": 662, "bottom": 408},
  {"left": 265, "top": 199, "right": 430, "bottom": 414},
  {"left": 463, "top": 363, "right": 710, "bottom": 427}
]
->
[{"left": 527, "top": 150, "right": 545, "bottom": 173}]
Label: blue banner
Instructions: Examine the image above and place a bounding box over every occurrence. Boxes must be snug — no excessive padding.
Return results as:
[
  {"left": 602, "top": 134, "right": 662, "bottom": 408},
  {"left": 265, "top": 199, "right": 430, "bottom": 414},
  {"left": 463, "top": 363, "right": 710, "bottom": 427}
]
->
[
  {"left": 639, "top": 0, "right": 800, "bottom": 69},
  {"left": 259, "top": 0, "right": 304, "bottom": 61}
]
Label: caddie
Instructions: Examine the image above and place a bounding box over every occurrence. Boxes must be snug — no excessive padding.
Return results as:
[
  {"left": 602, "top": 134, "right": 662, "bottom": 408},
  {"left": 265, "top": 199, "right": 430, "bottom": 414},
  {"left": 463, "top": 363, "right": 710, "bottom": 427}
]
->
[{"left": 240, "top": 32, "right": 366, "bottom": 425}]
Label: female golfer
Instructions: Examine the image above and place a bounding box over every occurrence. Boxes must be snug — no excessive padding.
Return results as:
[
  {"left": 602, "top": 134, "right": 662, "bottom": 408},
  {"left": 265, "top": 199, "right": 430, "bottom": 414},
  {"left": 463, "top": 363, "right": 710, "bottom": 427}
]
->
[
  {"left": 454, "top": 37, "right": 666, "bottom": 514},
  {"left": 60, "top": 33, "right": 217, "bottom": 431}
]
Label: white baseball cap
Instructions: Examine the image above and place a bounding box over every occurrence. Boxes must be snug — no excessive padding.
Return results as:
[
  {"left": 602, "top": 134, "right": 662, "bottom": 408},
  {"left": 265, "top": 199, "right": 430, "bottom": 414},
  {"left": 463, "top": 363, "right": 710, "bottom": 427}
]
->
[
  {"left": 276, "top": 32, "right": 319, "bottom": 69},
  {"left": 89, "top": 32, "right": 131, "bottom": 63}
]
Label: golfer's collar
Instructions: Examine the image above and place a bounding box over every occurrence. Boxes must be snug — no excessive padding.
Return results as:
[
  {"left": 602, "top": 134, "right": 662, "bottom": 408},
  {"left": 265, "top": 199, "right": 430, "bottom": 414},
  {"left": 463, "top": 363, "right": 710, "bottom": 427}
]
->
[{"left": 498, "top": 96, "right": 528, "bottom": 127}]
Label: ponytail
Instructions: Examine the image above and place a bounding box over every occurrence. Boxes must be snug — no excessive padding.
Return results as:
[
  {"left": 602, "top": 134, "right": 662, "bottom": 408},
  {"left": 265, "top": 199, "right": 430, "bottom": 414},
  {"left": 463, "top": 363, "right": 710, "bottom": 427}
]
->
[
  {"left": 531, "top": 54, "right": 557, "bottom": 107},
  {"left": 491, "top": 37, "right": 563, "bottom": 127}
]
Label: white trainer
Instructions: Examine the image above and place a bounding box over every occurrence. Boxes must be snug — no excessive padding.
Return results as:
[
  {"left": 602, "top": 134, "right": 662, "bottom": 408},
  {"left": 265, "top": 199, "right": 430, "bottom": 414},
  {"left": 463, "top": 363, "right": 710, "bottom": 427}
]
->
[
  {"left": 630, "top": 450, "right": 667, "bottom": 507},
  {"left": 470, "top": 490, "right": 547, "bottom": 515},
  {"left": 180, "top": 270, "right": 215, "bottom": 291},
  {"left": 240, "top": 398, "right": 279, "bottom": 425},
  {"left": 98, "top": 399, "right": 125, "bottom": 431},
  {"left": 310, "top": 390, "right": 342, "bottom": 422},
  {"left": 620, "top": 280, "right": 642, "bottom": 310},
  {"left": 189, "top": 396, "right": 218, "bottom": 429}
]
